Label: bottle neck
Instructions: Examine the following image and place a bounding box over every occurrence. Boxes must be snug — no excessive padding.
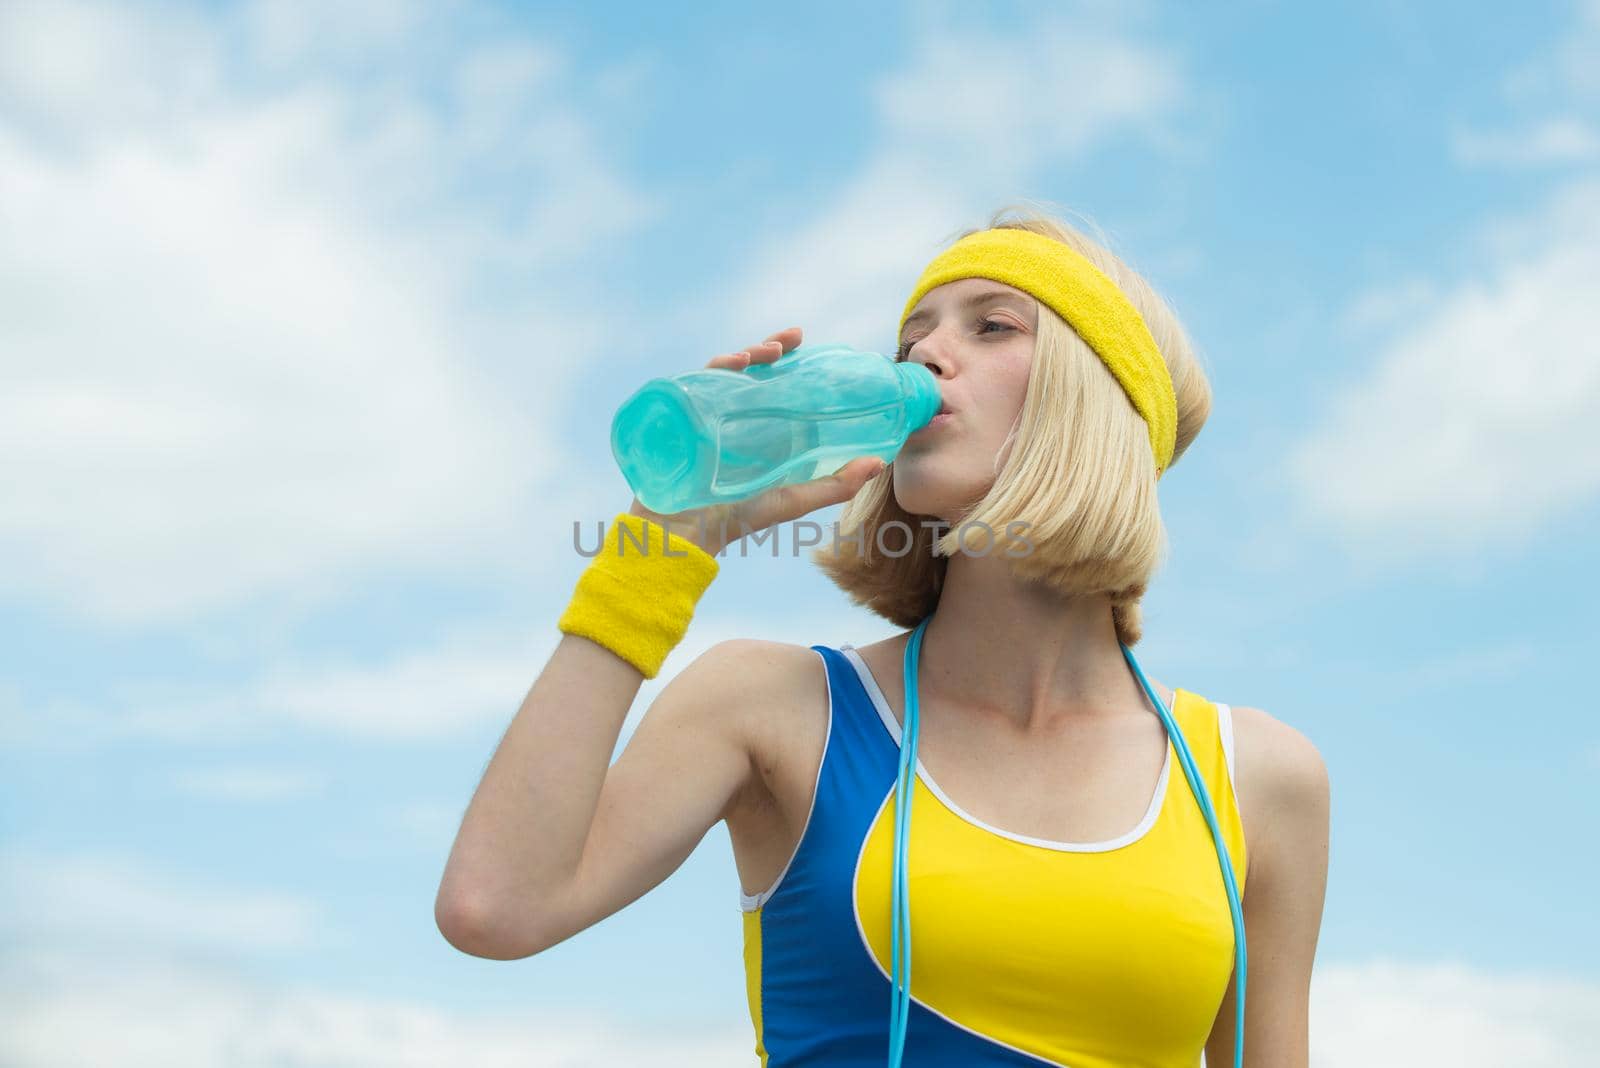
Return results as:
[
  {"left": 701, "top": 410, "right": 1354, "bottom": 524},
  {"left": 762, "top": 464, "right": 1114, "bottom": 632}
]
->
[{"left": 896, "top": 362, "right": 941, "bottom": 429}]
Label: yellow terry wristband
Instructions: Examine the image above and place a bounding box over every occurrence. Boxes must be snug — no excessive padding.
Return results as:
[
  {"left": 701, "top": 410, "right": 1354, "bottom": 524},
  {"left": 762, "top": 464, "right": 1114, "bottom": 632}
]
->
[{"left": 557, "top": 512, "right": 721, "bottom": 679}]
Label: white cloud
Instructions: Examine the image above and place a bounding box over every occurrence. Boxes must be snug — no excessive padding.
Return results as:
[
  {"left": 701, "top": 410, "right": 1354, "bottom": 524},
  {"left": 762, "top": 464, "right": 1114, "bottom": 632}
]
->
[
  {"left": 1455, "top": 0, "right": 1600, "bottom": 173},
  {"left": 693, "top": 9, "right": 1190, "bottom": 360},
  {"left": 4, "top": 850, "right": 1592, "bottom": 1067},
  {"left": 1310, "top": 959, "right": 1599, "bottom": 1067},
  {"left": 0, "top": 0, "right": 219, "bottom": 136},
  {"left": 0, "top": 621, "right": 561, "bottom": 744},
  {"left": 0, "top": 844, "right": 755, "bottom": 1065},
  {"left": 1500, "top": 0, "right": 1600, "bottom": 105},
  {"left": 1293, "top": 0, "right": 1600, "bottom": 564},
  {"left": 0, "top": 0, "right": 655, "bottom": 627},
  {"left": 873, "top": 19, "right": 1184, "bottom": 182},
  {"left": 0, "top": 942, "right": 755, "bottom": 1068},
  {"left": 1452, "top": 116, "right": 1600, "bottom": 167},
  {"left": 0, "top": 942, "right": 1594, "bottom": 1067},
  {"left": 1285, "top": 179, "right": 1600, "bottom": 561},
  {"left": 0, "top": 850, "right": 325, "bottom": 955},
  {"left": 0, "top": 940, "right": 758, "bottom": 1068},
  {"left": 0, "top": 844, "right": 755, "bottom": 1061},
  {"left": 240, "top": 0, "right": 436, "bottom": 72},
  {"left": 2, "top": 601, "right": 888, "bottom": 745}
]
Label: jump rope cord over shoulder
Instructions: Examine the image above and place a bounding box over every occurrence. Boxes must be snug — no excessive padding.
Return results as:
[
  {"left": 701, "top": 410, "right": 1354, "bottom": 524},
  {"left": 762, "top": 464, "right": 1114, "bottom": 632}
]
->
[
  {"left": 888, "top": 617, "right": 1247, "bottom": 1068},
  {"left": 888, "top": 228, "right": 1244, "bottom": 1068}
]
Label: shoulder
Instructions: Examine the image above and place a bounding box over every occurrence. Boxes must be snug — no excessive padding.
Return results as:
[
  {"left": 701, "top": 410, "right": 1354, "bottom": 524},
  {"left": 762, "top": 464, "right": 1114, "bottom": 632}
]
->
[
  {"left": 685, "top": 639, "right": 828, "bottom": 741},
  {"left": 652, "top": 638, "right": 823, "bottom": 758},
  {"left": 1229, "top": 704, "right": 1329, "bottom": 809},
  {"left": 1228, "top": 704, "right": 1331, "bottom": 868},
  {"left": 689, "top": 639, "right": 830, "bottom": 817},
  {"left": 688, "top": 638, "right": 826, "bottom": 698},
  {"left": 1205, "top": 706, "right": 1330, "bottom": 1060}
]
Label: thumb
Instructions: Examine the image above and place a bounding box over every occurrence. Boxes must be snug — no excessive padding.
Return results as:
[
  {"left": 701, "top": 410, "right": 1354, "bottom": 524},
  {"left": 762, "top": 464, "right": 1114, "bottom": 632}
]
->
[
  {"left": 845, "top": 456, "right": 890, "bottom": 486},
  {"left": 750, "top": 457, "right": 888, "bottom": 528},
  {"left": 814, "top": 456, "right": 889, "bottom": 509}
]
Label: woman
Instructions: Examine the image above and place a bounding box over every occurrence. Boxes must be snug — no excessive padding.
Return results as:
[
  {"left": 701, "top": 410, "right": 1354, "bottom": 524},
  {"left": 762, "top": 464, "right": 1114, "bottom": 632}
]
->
[{"left": 435, "top": 205, "right": 1331, "bottom": 1068}]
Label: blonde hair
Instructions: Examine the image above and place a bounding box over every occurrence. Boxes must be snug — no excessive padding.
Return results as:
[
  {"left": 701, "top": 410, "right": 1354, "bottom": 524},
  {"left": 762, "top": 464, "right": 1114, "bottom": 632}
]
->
[{"left": 809, "top": 200, "right": 1213, "bottom": 647}]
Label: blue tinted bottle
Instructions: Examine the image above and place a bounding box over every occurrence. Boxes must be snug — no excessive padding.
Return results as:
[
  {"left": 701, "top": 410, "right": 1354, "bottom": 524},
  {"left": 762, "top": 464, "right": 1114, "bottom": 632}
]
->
[{"left": 611, "top": 343, "right": 941, "bottom": 515}]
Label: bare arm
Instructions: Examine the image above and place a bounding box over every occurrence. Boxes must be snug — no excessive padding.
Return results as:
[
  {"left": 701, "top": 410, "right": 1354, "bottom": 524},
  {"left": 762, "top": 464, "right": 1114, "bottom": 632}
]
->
[
  {"left": 434, "top": 322, "right": 890, "bottom": 961},
  {"left": 433, "top": 634, "right": 759, "bottom": 959},
  {"left": 528, "top": 637, "right": 824, "bottom": 954},
  {"left": 1205, "top": 706, "right": 1331, "bottom": 1068}
]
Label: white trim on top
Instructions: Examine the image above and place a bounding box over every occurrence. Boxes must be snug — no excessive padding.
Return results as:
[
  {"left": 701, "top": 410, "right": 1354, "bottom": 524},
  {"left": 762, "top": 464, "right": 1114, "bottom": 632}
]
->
[
  {"left": 837, "top": 643, "right": 1171, "bottom": 854},
  {"left": 1216, "top": 701, "right": 1239, "bottom": 812}
]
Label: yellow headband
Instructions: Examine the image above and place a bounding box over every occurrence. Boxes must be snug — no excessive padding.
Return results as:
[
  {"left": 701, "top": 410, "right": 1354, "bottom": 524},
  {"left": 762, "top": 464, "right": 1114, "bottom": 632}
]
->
[{"left": 899, "top": 227, "right": 1178, "bottom": 475}]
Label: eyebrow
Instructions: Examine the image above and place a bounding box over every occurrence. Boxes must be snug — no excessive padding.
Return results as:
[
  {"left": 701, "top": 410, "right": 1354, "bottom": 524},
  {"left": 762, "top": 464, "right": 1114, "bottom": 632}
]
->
[{"left": 901, "top": 288, "right": 1031, "bottom": 336}]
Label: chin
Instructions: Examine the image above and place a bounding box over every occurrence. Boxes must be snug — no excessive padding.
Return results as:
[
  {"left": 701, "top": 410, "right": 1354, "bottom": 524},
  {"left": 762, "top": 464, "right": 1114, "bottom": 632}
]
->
[{"left": 891, "top": 465, "right": 990, "bottom": 527}]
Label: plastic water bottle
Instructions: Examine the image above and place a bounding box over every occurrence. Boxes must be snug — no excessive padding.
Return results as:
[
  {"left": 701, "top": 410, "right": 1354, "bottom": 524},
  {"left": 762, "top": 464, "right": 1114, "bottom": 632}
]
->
[{"left": 611, "top": 342, "right": 941, "bottom": 514}]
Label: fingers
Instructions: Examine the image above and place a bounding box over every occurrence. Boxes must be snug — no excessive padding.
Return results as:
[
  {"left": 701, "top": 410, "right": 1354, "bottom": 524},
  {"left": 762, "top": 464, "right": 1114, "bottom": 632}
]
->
[
  {"left": 764, "top": 326, "right": 803, "bottom": 354},
  {"left": 704, "top": 341, "right": 778, "bottom": 372},
  {"left": 703, "top": 327, "right": 803, "bottom": 371},
  {"left": 704, "top": 350, "right": 752, "bottom": 370},
  {"left": 734, "top": 328, "right": 801, "bottom": 369}
]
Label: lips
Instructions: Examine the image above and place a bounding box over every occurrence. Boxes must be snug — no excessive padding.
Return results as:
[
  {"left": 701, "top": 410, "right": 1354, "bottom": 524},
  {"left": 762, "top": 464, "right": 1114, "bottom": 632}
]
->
[
  {"left": 912, "top": 402, "right": 954, "bottom": 435},
  {"left": 911, "top": 396, "right": 953, "bottom": 436}
]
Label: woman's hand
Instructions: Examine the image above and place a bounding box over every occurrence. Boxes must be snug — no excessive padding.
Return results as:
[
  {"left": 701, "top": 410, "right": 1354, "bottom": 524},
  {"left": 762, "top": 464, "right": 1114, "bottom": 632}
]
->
[{"left": 626, "top": 326, "right": 888, "bottom": 556}]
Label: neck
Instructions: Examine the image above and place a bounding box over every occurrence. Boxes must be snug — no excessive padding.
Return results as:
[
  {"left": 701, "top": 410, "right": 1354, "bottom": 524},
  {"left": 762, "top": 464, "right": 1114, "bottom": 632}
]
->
[{"left": 915, "top": 548, "right": 1153, "bottom": 734}]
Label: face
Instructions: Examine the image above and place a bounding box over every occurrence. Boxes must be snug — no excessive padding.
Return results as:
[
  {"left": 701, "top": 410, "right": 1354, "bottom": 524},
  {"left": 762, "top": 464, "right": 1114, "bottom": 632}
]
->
[{"left": 891, "top": 277, "right": 1039, "bottom": 524}]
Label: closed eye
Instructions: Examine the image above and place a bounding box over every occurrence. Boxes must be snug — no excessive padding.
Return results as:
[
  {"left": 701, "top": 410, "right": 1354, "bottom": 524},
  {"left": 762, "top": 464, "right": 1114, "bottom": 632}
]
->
[{"left": 896, "top": 318, "right": 1014, "bottom": 361}]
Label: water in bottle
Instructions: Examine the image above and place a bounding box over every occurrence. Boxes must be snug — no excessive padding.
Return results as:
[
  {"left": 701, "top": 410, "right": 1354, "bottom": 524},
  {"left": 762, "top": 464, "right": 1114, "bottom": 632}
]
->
[{"left": 611, "top": 342, "right": 941, "bottom": 514}]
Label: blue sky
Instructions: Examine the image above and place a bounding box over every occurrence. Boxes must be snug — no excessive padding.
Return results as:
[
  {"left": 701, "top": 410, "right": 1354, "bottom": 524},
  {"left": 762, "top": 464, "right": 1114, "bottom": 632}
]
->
[{"left": 2, "top": 0, "right": 1597, "bottom": 1064}]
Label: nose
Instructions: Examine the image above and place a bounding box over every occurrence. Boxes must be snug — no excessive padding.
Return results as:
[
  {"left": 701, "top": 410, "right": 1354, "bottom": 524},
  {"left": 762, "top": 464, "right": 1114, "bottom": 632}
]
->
[{"left": 907, "top": 332, "right": 952, "bottom": 379}]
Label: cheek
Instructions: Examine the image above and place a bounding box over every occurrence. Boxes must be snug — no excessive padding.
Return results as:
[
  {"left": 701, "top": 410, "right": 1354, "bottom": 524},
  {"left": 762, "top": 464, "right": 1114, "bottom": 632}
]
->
[
  {"left": 1003, "top": 359, "right": 1033, "bottom": 409},
  {"left": 979, "top": 358, "right": 1033, "bottom": 430}
]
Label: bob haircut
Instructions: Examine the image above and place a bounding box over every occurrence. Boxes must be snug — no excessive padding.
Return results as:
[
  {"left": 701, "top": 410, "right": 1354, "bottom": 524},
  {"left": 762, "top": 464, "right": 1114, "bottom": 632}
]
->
[{"left": 809, "top": 202, "right": 1213, "bottom": 648}]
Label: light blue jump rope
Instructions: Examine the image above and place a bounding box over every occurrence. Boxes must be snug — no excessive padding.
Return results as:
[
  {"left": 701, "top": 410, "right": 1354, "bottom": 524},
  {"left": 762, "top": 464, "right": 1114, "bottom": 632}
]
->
[{"left": 886, "top": 615, "right": 1248, "bottom": 1068}]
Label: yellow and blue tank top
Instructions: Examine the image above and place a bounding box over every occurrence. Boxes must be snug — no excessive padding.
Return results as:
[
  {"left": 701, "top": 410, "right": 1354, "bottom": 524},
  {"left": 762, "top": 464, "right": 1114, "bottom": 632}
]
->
[{"left": 740, "top": 643, "right": 1249, "bottom": 1067}]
